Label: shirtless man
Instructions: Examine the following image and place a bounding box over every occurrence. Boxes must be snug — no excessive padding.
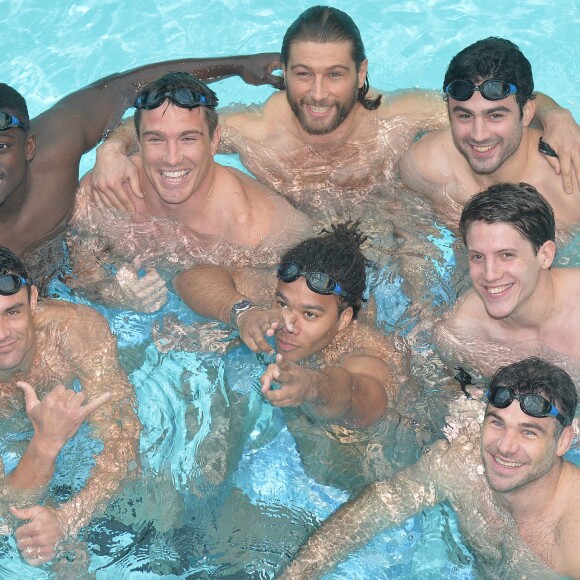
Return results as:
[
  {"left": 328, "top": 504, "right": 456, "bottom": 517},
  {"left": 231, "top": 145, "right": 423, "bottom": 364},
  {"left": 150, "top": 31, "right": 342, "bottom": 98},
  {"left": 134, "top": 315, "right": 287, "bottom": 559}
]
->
[
  {"left": 69, "top": 72, "right": 313, "bottom": 312},
  {"left": 401, "top": 37, "right": 580, "bottom": 233},
  {"left": 172, "top": 222, "right": 422, "bottom": 491},
  {"left": 0, "top": 246, "right": 139, "bottom": 566},
  {"left": 434, "top": 182, "right": 580, "bottom": 383},
  {"left": 0, "top": 52, "right": 279, "bottom": 269},
  {"left": 281, "top": 357, "right": 580, "bottom": 579},
  {"left": 92, "top": 7, "right": 577, "bottom": 220}
]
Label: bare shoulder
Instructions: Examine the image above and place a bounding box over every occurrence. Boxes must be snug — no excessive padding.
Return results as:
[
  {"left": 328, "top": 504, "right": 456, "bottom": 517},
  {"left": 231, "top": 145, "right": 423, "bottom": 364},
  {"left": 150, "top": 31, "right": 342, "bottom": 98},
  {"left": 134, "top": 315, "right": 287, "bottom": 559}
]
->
[
  {"left": 35, "top": 299, "right": 111, "bottom": 339},
  {"left": 220, "top": 92, "right": 283, "bottom": 140}
]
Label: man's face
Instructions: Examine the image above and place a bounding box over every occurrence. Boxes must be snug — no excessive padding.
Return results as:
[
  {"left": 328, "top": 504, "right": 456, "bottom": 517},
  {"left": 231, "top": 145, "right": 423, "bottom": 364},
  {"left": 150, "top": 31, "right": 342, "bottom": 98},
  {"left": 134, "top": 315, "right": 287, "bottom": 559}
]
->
[
  {"left": 283, "top": 40, "right": 367, "bottom": 136},
  {"left": 272, "top": 276, "right": 353, "bottom": 362},
  {"left": 466, "top": 221, "right": 554, "bottom": 320},
  {"left": 0, "top": 115, "right": 35, "bottom": 207},
  {"left": 481, "top": 400, "right": 569, "bottom": 494},
  {"left": 448, "top": 91, "right": 534, "bottom": 175},
  {"left": 0, "top": 285, "right": 37, "bottom": 373},
  {"left": 138, "top": 103, "right": 219, "bottom": 206}
]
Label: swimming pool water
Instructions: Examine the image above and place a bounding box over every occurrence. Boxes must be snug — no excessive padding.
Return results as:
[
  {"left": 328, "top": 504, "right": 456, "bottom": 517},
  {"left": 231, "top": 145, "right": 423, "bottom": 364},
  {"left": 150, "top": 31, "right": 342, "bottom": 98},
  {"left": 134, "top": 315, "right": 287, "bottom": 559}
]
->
[{"left": 1, "top": 1, "right": 579, "bottom": 578}]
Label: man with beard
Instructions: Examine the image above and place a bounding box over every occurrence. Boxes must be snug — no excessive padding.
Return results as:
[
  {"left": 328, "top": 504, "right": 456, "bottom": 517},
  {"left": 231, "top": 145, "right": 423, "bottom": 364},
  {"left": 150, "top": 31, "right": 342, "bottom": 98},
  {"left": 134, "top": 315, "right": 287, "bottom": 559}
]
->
[
  {"left": 280, "top": 357, "right": 580, "bottom": 579},
  {"left": 401, "top": 37, "right": 580, "bottom": 233},
  {"left": 91, "top": 7, "right": 578, "bottom": 218}
]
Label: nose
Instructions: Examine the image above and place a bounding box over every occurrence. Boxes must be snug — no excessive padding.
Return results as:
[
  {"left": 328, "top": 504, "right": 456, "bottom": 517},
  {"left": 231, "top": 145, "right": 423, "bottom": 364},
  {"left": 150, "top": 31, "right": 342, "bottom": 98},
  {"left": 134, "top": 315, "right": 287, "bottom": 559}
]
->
[
  {"left": 483, "top": 257, "right": 501, "bottom": 282},
  {"left": 471, "top": 115, "right": 491, "bottom": 142},
  {"left": 496, "top": 427, "right": 519, "bottom": 457},
  {"left": 310, "top": 75, "right": 328, "bottom": 102},
  {"left": 281, "top": 309, "right": 298, "bottom": 333},
  {"left": 163, "top": 140, "right": 182, "bottom": 165}
]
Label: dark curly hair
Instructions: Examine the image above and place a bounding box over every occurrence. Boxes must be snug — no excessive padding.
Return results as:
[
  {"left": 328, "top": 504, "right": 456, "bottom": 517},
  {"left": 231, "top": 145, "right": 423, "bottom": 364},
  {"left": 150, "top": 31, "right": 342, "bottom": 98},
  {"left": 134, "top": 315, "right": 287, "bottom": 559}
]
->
[{"left": 279, "top": 220, "right": 369, "bottom": 318}]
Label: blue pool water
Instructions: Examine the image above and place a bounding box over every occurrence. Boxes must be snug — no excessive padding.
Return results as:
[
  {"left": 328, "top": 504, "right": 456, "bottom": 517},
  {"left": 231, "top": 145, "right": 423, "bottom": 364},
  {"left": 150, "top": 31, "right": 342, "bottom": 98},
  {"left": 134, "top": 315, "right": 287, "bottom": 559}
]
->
[{"left": 1, "top": 1, "right": 579, "bottom": 578}]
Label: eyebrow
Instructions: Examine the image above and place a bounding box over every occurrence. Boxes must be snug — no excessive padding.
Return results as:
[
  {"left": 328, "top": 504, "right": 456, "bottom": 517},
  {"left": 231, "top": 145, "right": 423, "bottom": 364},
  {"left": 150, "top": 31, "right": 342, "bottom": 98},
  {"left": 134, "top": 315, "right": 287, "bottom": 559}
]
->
[
  {"left": 290, "top": 63, "right": 351, "bottom": 72},
  {"left": 142, "top": 129, "right": 204, "bottom": 138},
  {"left": 1, "top": 300, "right": 25, "bottom": 313},
  {"left": 275, "top": 290, "right": 327, "bottom": 313},
  {"left": 451, "top": 104, "right": 512, "bottom": 115},
  {"left": 485, "top": 409, "right": 548, "bottom": 434}
]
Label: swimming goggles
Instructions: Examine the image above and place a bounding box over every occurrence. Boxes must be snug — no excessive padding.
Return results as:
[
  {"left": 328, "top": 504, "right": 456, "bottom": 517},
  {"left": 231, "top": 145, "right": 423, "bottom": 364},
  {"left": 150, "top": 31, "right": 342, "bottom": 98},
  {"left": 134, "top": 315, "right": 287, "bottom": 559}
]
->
[
  {"left": 0, "top": 111, "right": 28, "bottom": 131},
  {"left": 485, "top": 386, "right": 571, "bottom": 426},
  {"left": 277, "top": 262, "right": 353, "bottom": 300},
  {"left": 444, "top": 79, "right": 518, "bottom": 102},
  {"left": 0, "top": 274, "right": 30, "bottom": 296},
  {"left": 134, "top": 87, "right": 218, "bottom": 110}
]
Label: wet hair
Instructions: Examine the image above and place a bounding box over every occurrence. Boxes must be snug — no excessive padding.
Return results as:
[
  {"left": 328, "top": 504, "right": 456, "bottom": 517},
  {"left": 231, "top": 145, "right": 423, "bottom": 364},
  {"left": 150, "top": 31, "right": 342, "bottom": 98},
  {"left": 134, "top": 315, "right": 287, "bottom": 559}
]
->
[
  {"left": 489, "top": 357, "right": 577, "bottom": 436},
  {"left": 443, "top": 37, "right": 535, "bottom": 115},
  {"left": 280, "top": 6, "right": 381, "bottom": 110},
  {"left": 134, "top": 72, "right": 219, "bottom": 138},
  {"left": 279, "top": 220, "right": 369, "bottom": 318},
  {"left": 459, "top": 182, "right": 555, "bottom": 255},
  {"left": 0, "top": 246, "right": 31, "bottom": 298},
  {"left": 0, "top": 83, "right": 30, "bottom": 131}
]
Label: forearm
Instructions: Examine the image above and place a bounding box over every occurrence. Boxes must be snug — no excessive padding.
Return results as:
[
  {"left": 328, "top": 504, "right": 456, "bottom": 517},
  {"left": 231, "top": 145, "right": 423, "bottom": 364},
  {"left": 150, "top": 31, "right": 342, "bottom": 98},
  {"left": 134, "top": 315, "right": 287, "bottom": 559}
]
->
[
  {"left": 533, "top": 92, "right": 574, "bottom": 129},
  {"left": 174, "top": 265, "right": 246, "bottom": 323},
  {"left": 6, "top": 436, "right": 60, "bottom": 491}
]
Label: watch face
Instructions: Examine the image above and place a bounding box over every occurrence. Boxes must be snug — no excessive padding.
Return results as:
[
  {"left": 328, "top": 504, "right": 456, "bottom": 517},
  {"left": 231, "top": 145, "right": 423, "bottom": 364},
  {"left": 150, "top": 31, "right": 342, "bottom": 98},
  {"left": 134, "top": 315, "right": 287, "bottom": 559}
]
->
[{"left": 234, "top": 300, "right": 252, "bottom": 312}]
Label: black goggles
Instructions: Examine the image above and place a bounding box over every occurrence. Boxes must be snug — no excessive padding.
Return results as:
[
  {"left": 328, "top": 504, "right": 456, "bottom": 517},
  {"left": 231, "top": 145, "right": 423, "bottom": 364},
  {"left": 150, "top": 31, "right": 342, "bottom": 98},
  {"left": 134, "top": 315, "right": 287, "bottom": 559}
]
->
[
  {"left": 444, "top": 79, "right": 518, "bottom": 102},
  {"left": 277, "top": 262, "right": 353, "bottom": 300},
  {"left": 485, "top": 386, "right": 571, "bottom": 427},
  {"left": 134, "top": 87, "right": 218, "bottom": 110},
  {"left": 0, "top": 274, "right": 30, "bottom": 296},
  {"left": 0, "top": 111, "right": 28, "bottom": 131}
]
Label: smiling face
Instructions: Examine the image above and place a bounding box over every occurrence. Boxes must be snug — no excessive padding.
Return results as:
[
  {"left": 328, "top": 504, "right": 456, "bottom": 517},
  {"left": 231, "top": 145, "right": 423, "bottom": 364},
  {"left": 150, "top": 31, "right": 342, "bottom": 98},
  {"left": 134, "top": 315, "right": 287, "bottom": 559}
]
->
[
  {"left": 138, "top": 103, "right": 219, "bottom": 207},
  {"left": 481, "top": 401, "right": 570, "bottom": 494},
  {"left": 466, "top": 221, "right": 555, "bottom": 320},
  {"left": 0, "top": 118, "right": 35, "bottom": 208},
  {"left": 448, "top": 91, "right": 534, "bottom": 175},
  {"left": 272, "top": 276, "right": 353, "bottom": 362},
  {"left": 283, "top": 40, "right": 367, "bottom": 136},
  {"left": 0, "top": 285, "right": 37, "bottom": 374}
]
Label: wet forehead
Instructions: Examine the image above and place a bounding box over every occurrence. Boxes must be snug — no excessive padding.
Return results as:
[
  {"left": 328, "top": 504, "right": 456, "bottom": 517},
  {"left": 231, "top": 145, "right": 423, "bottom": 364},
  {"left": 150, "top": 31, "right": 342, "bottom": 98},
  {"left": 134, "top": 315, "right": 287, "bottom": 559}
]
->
[
  {"left": 466, "top": 221, "right": 532, "bottom": 253},
  {"left": 287, "top": 40, "right": 356, "bottom": 70},
  {"left": 140, "top": 102, "right": 209, "bottom": 135}
]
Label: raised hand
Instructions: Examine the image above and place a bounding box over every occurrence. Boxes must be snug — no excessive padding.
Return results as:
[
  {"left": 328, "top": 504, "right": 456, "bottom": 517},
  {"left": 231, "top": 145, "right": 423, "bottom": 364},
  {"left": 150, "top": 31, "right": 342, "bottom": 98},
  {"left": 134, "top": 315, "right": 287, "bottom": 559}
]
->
[
  {"left": 260, "top": 353, "right": 315, "bottom": 407},
  {"left": 115, "top": 258, "right": 168, "bottom": 312}
]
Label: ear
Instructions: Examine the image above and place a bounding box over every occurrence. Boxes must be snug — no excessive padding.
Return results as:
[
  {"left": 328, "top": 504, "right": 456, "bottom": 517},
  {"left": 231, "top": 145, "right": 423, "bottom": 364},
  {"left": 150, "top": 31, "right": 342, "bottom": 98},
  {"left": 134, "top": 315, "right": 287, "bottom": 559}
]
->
[
  {"left": 210, "top": 124, "right": 221, "bottom": 157},
  {"left": 556, "top": 423, "right": 574, "bottom": 457},
  {"left": 24, "top": 133, "right": 36, "bottom": 162},
  {"left": 522, "top": 98, "right": 536, "bottom": 127},
  {"left": 357, "top": 59, "right": 368, "bottom": 89},
  {"left": 29, "top": 285, "right": 39, "bottom": 315},
  {"left": 337, "top": 305, "right": 353, "bottom": 332},
  {"left": 538, "top": 240, "right": 556, "bottom": 269}
]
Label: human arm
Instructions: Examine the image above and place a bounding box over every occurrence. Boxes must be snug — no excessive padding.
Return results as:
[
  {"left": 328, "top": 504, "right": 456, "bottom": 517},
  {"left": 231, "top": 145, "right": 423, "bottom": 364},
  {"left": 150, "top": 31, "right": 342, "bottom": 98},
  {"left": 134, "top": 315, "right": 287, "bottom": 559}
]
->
[
  {"left": 11, "top": 307, "right": 140, "bottom": 565},
  {"left": 532, "top": 93, "right": 580, "bottom": 194},
  {"left": 174, "top": 264, "right": 280, "bottom": 353},
  {"left": 281, "top": 440, "right": 449, "bottom": 579},
  {"left": 260, "top": 352, "right": 389, "bottom": 427}
]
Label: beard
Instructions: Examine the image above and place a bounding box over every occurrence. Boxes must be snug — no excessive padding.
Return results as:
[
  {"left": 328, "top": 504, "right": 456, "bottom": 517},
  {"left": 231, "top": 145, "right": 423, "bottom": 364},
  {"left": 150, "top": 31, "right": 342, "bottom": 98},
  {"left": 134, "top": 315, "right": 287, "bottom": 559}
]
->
[{"left": 286, "top": 85, "right": 359, "bottom": 136}]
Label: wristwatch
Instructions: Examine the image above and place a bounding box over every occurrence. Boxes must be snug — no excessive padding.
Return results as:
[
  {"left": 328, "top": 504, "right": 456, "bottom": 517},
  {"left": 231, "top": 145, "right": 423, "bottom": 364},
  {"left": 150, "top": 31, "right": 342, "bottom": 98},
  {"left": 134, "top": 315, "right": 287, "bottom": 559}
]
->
[{"left": 230, "top": 299, "right": 258, "bottom": 328}]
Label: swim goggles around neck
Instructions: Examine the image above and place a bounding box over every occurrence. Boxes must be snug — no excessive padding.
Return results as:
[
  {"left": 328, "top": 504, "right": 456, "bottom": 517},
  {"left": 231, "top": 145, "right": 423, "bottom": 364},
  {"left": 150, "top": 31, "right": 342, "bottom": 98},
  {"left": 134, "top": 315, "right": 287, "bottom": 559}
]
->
[
  {"left": 134, "top": 87, "right": 218, "bottom": 110},
  {"left": 0, "top": 274, "right": 30, "bottom": 296},
  {"left": 444, "top": 79, "right": 518, "bottom": 102},
  {"left": 0, "top": 111, "right": 28, "bottom": 131},
  {"left": 485, "top": 386, "right": 571, "bottom": 426},
  {"left": 277, "top": 262, "right": 353, "bottom": 300}
]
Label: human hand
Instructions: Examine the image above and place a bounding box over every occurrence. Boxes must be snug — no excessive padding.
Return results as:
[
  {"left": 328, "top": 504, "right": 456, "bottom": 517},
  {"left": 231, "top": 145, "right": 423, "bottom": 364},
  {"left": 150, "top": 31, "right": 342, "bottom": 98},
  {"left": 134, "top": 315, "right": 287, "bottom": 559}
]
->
[
  {"left": 239, "top": 53, "right": 284, "bottom": 89},
  {"left": 115, "top": 259, "right": 168, "bottom": 313},
  {"left": 260, "top": 354, "right": 315, "bottom": 407},
  {"left": 91, "top": 142, "right": 142, "bottom": 211},
  {"left": 237, "top": 307, "right": 284, "bottom": 354},
  {"left": 540, "top": 109, "right": 580, "bottom": 194},
  {"left": 11, "top": 504, "right": 69, "bottom": 566},
  {"left": 17, "top": 382, "right": 111, "bottom": 457}
]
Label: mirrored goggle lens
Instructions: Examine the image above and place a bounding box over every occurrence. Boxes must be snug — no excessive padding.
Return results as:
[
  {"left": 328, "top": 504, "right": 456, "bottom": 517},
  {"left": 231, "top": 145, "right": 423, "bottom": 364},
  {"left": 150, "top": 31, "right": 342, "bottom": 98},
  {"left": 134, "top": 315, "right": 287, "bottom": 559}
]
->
[
  {"left": 0, "top": 111, "right": 27, "bottom": 131},
  {"left": 277, "top": 262, "right": 301, "bottom": 282},
  {"left": 304, "top": 271, "right": 337, "bottom": 294},
  {"left": 0, "top": 274, "right": 28, "bottom": 295},
  {"left": 487, "top": 387, "right": 556, "bottom": 418},
  {"left": 445, "top": 80, "right": 517, "bottom": 101}
]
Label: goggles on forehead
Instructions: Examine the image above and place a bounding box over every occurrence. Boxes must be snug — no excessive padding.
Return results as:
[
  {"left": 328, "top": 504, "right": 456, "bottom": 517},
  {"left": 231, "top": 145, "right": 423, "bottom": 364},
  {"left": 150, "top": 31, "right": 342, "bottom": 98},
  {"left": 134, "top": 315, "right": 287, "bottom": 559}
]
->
[
  {"left": 134, "top": 86, "right": 218, "bottom": 110},
  {"left": 485, "top": 386, "right": 571, "bottom": 426},
  {"left": 277, "top": 262, "right": 353, "bottom": 300},
  {"left": 0, "top": 111, "right": 28, "bottom": 131},
  {"left": 445, "top": 79, "right": 518, "bottom": 102},
  {"left": 0, "top": 274, "right": 30, "bottom": 296}
]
